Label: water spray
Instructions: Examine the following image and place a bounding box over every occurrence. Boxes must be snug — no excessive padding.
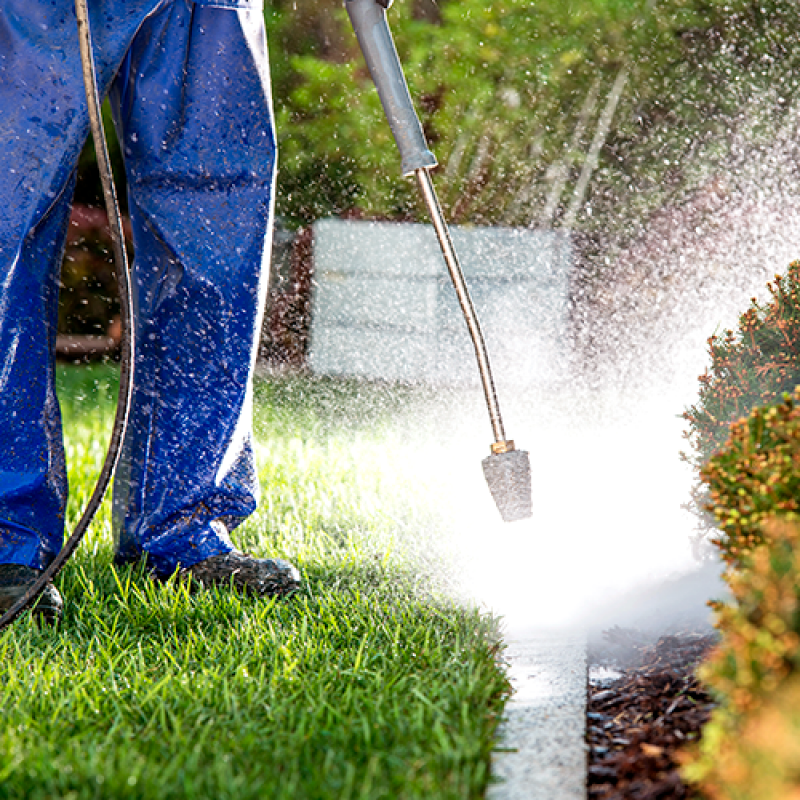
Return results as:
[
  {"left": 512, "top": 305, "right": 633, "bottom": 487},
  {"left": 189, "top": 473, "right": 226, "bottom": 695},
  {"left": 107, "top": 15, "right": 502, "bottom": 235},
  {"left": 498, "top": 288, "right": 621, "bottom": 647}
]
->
[
  {"left": 0, "top": 0, "right": 135, "bottom": 631},
  {"left": 345, "top": 0, "right": 532, "bottom": 522}
]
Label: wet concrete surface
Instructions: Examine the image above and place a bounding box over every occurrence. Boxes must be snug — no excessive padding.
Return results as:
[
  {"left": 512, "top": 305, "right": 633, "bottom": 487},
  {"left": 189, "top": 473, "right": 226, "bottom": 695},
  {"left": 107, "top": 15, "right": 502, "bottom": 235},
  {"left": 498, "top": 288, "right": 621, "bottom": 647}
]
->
[{"left": 489, "top": 633, "right": 587, "bottom": 800}]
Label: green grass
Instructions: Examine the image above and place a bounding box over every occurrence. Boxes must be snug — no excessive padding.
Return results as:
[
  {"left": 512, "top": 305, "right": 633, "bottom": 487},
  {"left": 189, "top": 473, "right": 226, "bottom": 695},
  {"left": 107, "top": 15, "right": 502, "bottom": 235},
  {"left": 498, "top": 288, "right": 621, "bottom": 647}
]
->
[{"left": 0, "top": 365, "right": 509, "bottom": 800}]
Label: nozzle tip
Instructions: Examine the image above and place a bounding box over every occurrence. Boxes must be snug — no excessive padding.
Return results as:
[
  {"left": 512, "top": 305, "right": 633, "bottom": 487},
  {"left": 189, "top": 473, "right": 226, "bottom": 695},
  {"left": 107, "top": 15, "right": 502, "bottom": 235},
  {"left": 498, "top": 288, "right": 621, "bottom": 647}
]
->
[{"left": 482, "top": 448, "right": 532, "bottom": 523}]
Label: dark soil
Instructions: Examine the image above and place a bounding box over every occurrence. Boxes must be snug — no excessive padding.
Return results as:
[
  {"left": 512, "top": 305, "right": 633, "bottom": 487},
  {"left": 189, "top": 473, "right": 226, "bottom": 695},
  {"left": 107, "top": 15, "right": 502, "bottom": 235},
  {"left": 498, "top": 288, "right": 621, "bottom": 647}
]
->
[{"left": 587, "top": 627, "right": 718, "bottom": 800}]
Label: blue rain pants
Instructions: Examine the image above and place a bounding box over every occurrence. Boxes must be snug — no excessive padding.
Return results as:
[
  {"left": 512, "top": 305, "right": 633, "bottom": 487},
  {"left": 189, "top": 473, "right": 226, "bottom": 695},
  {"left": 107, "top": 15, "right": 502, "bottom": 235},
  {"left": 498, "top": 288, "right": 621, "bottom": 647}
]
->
[{"left": 0, "top": 0, "right": 276, "bottom": 576}]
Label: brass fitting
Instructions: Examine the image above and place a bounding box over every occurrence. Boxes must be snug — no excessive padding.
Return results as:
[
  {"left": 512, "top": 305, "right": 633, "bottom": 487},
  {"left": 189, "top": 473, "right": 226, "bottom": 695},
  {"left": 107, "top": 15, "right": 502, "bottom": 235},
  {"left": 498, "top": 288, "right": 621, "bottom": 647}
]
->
[{"left": 490, "top": 440, "right": 515, "bottom": 455}]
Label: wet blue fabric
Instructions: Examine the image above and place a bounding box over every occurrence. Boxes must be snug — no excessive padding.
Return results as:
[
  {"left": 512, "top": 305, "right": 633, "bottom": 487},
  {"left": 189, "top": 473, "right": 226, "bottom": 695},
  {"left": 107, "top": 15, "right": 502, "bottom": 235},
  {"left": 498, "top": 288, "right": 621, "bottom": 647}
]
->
[{"left": 0, "top": 0, "right": 276, "bottom": 576}]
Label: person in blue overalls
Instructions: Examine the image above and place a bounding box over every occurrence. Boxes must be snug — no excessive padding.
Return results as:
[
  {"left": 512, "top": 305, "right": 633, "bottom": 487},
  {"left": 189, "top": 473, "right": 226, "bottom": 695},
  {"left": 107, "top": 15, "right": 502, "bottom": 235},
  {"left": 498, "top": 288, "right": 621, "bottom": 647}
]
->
[{"left": 0, "top": 0, "right": 300, "bottom": 621}]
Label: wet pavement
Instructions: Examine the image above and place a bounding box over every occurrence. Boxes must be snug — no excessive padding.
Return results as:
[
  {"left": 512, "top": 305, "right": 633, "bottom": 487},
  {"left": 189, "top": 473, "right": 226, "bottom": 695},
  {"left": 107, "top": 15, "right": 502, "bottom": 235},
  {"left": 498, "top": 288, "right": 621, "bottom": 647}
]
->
[{"left": 489, "top": 633, "right": 587, "bottom": 800}]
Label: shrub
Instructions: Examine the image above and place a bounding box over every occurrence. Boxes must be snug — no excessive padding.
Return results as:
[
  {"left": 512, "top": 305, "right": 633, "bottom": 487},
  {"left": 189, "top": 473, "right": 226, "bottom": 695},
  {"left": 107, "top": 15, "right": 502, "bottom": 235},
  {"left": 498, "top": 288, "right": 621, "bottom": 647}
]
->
[
  {"left": 683, "top": 393, "right": 800, "bottom": 797},
  {"left": 683, "top": 518, "right": 800, "bottom": 799},
  {"left": 683, "top": 261, "right": 800, "bottom": 555},
  {"left": 702, "top": 390, "right": 800, "bottom": 567},
  {"left": 685, "top": 261, "right": 800, "bottom": 467}
]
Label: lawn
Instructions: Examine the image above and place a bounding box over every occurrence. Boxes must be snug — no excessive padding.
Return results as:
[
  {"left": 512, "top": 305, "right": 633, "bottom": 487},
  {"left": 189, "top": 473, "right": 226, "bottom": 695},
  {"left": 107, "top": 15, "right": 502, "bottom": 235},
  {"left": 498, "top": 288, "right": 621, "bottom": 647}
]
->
[{"left": 0, "top": 364, "right": 509, "bottom": 800}]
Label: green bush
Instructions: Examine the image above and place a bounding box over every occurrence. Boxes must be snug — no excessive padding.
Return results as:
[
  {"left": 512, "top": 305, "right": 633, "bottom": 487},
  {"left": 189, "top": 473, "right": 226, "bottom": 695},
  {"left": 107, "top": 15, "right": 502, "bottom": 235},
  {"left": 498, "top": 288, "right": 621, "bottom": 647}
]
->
[
  {"left": 69, "top": 2, "right": 800, "bottom": 237},
  {"left": 701, "top": 392, "right": 800, "bottom": 567},
  {"left": 683, "top": 519, "right": 800, "bottom": 799},
  {"left": 682, "top": 393, "right": 800, "bottom": 797},
  {"left": 683, "top": 261, "right": 800, "bottom": 555},
  {"left": 685, "top": 262, "right": 800, "bottom": 468}
]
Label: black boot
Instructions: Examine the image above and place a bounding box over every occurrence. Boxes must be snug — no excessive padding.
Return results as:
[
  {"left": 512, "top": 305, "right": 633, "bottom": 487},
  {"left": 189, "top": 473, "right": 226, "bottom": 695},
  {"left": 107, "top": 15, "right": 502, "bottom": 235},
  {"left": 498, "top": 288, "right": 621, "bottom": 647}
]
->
[
  {"left": 0, "top": 564, "right": 63, "bottom": 624},
  {"left": 183, "top": 551, "right": 300, "bottom": 597}
]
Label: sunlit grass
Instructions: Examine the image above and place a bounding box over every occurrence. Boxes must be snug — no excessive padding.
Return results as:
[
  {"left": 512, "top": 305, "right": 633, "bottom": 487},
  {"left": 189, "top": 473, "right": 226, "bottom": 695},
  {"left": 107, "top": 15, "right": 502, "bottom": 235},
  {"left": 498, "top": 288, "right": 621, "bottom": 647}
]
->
[{"left": 0, "top": 364, "right": 508, "bottom": 800}]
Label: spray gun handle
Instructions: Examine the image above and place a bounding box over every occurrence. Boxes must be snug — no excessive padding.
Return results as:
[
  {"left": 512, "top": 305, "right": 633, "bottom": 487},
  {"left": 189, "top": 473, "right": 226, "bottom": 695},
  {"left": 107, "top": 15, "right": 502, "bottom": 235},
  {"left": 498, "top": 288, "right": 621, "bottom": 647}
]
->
[{"left": 345, "top": 0, "right": 437, "bottom": 176}]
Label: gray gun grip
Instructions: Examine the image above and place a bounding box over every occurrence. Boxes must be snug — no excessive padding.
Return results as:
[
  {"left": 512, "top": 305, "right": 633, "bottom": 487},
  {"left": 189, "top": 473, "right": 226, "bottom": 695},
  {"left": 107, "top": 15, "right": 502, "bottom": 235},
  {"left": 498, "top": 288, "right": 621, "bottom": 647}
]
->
[{"left": 345, "top": 0, "right": 437, "bottom": 176}]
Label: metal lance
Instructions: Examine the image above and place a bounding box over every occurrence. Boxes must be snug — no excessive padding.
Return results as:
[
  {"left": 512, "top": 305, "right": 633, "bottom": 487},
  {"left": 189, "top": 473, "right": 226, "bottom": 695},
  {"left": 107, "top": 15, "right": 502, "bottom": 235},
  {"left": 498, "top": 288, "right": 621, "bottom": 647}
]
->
[{"left": 345, "top": 0, "right": 532, "bottom": 522}]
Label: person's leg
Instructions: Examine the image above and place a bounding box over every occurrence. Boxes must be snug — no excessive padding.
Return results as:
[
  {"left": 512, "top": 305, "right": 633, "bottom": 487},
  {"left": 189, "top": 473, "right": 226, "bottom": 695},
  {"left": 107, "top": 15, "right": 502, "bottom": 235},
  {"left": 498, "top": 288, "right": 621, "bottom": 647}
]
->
[
  {"left": 0, "top": 155, "right": 72, "bottom": 618},
  {"left": 109, "top": 1, "right": 290, "bottom": 585},
  {"left": 0, "top": 0, "right": 163, "bottom": 616},
  {"left": 0, "top": 176, "right": 72, "bottom": 571},
  {"left": 0, "top": 0, "right": 144, "bottom": 569}
]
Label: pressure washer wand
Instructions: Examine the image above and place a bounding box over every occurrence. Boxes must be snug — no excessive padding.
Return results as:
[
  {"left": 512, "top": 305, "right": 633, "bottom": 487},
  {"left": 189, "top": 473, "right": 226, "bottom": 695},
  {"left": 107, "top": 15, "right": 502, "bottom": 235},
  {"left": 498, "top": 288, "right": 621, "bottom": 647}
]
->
[{"left": 345, "top": 0, "right": 532, "bottom": 522}]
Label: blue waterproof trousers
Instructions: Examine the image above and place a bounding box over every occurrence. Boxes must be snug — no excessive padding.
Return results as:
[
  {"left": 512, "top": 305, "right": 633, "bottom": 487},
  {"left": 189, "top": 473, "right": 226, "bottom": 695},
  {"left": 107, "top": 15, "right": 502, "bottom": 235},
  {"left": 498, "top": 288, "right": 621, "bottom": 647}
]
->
[{"left": 0, "top": 0, "right": 276, "bottom": 576}]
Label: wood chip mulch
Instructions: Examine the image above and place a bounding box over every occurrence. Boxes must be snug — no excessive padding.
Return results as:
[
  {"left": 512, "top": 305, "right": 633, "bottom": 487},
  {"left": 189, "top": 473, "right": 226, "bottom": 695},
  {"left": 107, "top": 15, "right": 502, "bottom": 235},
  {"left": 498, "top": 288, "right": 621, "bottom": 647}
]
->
[{"left": 587, "top": 627, "right": 718, "bottom": 800}]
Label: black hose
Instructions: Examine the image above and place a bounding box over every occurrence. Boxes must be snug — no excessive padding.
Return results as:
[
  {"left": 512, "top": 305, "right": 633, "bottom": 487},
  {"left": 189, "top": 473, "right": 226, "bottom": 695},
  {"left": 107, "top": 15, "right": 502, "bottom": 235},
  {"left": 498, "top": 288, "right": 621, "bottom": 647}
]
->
[{"left": 0, "top": 0, "right": 135, "bottom": 631}]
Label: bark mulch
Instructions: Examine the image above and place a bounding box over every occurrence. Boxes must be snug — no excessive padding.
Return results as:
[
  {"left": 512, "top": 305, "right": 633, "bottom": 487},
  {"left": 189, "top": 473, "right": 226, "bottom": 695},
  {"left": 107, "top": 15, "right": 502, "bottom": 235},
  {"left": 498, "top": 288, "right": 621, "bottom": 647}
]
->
[{"left": 587, "top": 627, "right": 718, "bottom": 800}]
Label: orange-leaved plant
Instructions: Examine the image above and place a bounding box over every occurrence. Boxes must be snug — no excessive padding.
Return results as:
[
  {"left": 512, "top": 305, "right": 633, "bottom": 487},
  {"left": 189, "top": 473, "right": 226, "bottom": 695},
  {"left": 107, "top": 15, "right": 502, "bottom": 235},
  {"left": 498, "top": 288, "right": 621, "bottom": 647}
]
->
[{"left": 683, "top": 260, "right": 800, "bottom": 554}]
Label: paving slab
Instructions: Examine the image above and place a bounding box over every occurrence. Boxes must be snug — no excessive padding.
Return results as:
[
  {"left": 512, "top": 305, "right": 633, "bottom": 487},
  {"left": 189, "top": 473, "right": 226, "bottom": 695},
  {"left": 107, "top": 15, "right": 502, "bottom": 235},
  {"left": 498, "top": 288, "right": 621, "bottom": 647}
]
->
[{"left": 489, "top": 633, "right": 587, "bottom": 800}]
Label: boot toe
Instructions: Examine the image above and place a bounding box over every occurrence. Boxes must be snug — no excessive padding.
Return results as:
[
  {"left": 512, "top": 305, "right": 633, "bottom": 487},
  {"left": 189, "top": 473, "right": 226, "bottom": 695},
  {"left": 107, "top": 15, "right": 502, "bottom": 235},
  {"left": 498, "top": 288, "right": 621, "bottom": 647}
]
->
[
  {"left": 184, "top": 551, "right": 300, "bottom": 597},
  {"left": 0, "top": 564, "right": 63, "bottom": 624}
]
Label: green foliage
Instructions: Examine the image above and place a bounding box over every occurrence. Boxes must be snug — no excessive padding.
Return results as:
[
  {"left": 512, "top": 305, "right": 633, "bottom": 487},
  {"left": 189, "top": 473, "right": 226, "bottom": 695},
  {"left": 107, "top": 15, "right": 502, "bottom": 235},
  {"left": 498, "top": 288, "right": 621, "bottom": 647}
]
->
[
  {"left": 685, "top": 262, "right": 800, "bottom": 469},
  {"left": 682, "top": 519, "right": 800, "bottom": 799},
  {"left": 268, "top": 0, "right": 648, "bottom": 225},
  {"left": 63, "top": 2, "right": 800, "bottom": 235},
  {"left": 682, "top": 395, "right": 800, "bottom": 797},
  {"left": 265, "top": 0, "right": 800, "bottom": 230},
  {"left": 1, "top": 366, "right": 509, "bottom": 800},
  {"left": 681, "top": 262, "right": 800, "bottom": 557},
  {"left": 701, "top": 391, "right": 800, "bottom": 568}
]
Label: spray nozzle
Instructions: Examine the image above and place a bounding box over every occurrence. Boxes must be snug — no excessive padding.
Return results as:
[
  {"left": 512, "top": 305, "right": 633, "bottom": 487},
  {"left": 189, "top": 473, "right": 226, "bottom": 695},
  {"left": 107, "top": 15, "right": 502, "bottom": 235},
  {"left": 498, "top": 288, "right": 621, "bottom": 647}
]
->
[{"left": 482, "top": 444, "right": 532, "bottom": 523}]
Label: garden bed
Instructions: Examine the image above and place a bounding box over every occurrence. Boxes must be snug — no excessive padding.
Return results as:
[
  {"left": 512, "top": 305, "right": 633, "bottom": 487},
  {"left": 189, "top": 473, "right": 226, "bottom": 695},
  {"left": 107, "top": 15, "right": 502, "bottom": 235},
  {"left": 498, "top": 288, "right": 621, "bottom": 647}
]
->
[{"left": 587, "top": 628, "right": 717, "bottom": 800}]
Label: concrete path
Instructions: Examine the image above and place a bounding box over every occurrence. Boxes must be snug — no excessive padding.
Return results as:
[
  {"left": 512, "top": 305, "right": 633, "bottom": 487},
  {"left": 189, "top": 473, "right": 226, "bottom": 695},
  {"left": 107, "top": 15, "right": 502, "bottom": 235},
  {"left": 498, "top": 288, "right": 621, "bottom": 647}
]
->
[{"left": 488, "top": 633, "right": 587, "bottom": 800}]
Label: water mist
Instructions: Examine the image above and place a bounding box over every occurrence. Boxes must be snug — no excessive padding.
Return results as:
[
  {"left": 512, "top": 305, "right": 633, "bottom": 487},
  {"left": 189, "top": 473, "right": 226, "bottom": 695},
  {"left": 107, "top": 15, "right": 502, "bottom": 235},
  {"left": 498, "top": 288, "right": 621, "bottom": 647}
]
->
[{"left": 402, "top": 96, "right": 800, "bottom": 635}]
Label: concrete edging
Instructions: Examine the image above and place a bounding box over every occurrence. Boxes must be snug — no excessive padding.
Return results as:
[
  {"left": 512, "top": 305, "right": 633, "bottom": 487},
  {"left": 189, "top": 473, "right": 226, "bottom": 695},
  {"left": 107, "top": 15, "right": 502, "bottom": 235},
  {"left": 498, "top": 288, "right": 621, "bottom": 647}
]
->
[{"left": 489, "top": 633, "right": 587, "bottom": 800}]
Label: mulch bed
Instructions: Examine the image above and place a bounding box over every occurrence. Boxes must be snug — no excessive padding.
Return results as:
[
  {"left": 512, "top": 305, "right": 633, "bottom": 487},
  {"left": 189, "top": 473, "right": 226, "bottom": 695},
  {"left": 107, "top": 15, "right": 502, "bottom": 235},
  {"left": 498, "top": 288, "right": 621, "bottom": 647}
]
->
[{"left": 587, "top": 627, "right": 718, "bottom": 800}]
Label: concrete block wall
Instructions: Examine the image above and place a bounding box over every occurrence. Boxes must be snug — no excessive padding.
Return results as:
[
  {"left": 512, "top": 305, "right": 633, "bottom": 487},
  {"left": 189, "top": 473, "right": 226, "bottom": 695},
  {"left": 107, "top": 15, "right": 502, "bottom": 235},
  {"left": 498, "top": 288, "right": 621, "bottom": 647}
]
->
[{"left": 308, "top": 218, "right": 572, "bottom": 388}]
